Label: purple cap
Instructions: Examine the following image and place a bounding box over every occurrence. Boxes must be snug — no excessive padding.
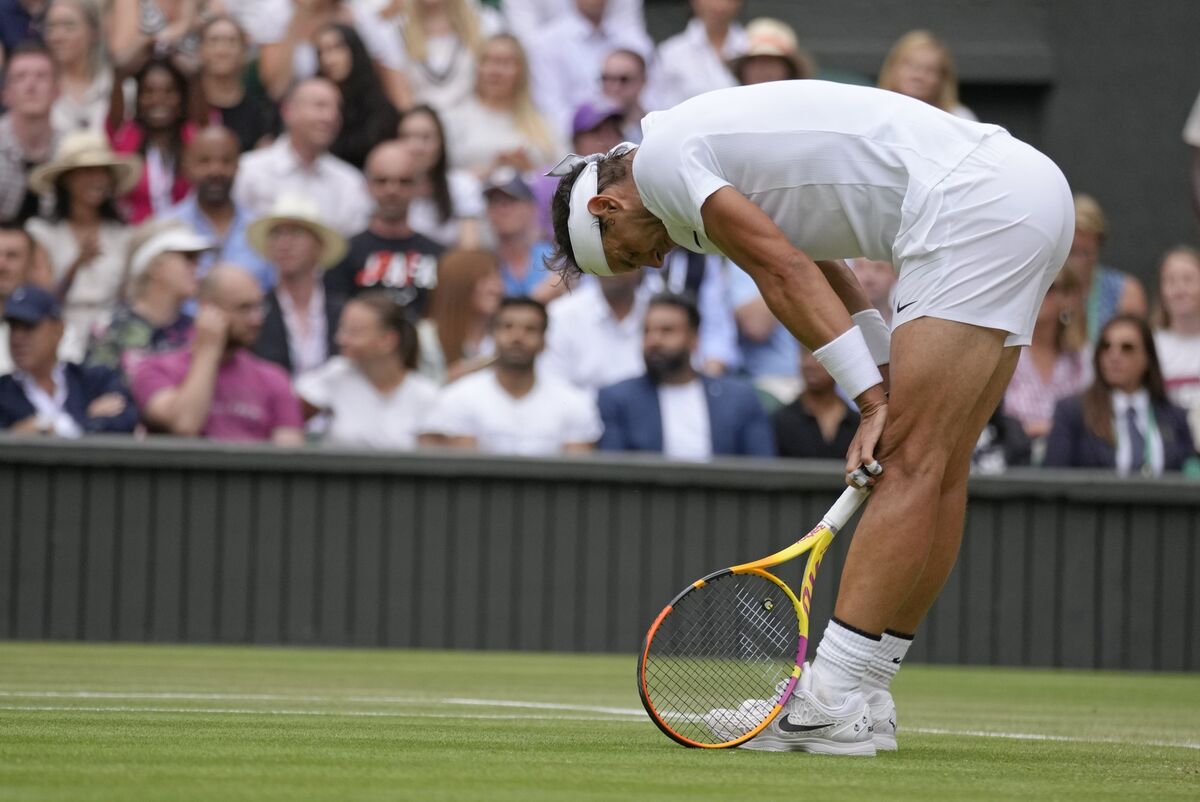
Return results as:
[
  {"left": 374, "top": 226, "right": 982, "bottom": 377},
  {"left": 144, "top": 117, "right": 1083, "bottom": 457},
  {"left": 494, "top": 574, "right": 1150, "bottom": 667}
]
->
[{"left": 572, "top": 101, "right": 624, "bottom": 136}]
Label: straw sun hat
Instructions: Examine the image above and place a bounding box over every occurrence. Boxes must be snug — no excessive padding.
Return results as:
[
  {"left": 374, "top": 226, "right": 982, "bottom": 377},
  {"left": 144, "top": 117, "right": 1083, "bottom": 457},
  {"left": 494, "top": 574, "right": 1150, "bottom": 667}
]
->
[
  {"left": 28, "top": 131, "right": 143, "bottom": 196},
  {"left": 246, "top": 194, "right": 348, "bottom": 270}
]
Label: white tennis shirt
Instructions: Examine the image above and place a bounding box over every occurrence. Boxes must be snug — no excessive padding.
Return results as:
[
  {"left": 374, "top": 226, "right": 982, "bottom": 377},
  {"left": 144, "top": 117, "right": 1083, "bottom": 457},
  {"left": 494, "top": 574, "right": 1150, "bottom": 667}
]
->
[{"left": 633, "top": 81, "right": 1004, "bottom": 262}]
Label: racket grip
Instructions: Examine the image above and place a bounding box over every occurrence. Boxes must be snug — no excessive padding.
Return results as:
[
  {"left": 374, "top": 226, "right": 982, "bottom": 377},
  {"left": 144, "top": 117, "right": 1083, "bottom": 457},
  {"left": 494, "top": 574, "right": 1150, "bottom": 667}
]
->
[{"left": 822, "top": 485, "right": 870, "bottom": 533}]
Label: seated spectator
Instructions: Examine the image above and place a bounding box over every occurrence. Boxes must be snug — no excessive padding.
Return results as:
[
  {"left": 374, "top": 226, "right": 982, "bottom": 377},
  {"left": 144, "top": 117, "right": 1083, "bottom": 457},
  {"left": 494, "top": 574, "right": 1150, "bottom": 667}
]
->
[
  {"left": 650, "top": 0, "right": 746, "bottom": 111},
  {"left": 1067, "top": 194, "right": 1148, "bottom": 342},
  {"left": 598, "top": 293, "right": 772, "bottom": 459},
  {"left": 728, "top": 18, "right": 815, "bottom": 86},
  {"left": 542, "top": 268, "right": 649, "bottom": 393},
  {"left": 848, "top": 257, "right": 896, "bottom": 325},
  {"left": 314, "top": 23, "right": 400, "bottom": 170},
  {"left": 1044, "top": 315, "right": 1195, "bottom": 475},
  {"left": 296, "top": 291, "right": 438, "bottom": 449},
  {"left": 877, "top": 29, "right": 976, "bottom": 121},
  {"left": 503, "top": 0, "right": 645, "bottom": 51},
  {"left": 643, "top": 249, "right": 739, "bottom": 375},
  {"left": 0, "top": 284, "right": 136, "bottom": 435},
  {"left": 482, "top": 167, "right": 558, "bottom": 302},
  {"left": 420, "top": 295, "right": 600, "bottom": 454},
  {"left": 107, "top": 0, "right": 201, "bottom": 74},
  {"left": 246, "top": 194, "right": 348, "bottom": 376},
  {"left": 0, "top": 223, "right": 38, "bottom": 374},
  {"left": 726, "top": 264, "right": 799, "bottom": 402},
  {"left": 86, "top": 220, "right": 210, "bottom": 380},
  {"left": 254, "top": 0, "right": 408, "bottom": 109},
  {"left": 417, "top": 248, "right": 503, "bottom": 384},
  {"left": 527, "top": 0, "right": 652, "bottom": 139},
  {"left": 45, "top": 0, "right": 113, "bottom": 137},
  {"left": 169, "top": 125, "right": 275, "bottom": 292},
  {"left": 386, "top": 0, "right": 504, "bottom": 117},
  {"left": 131, "top": 264, "right": 304, "bottom": 443},
  {"left": 196, "top": 15, "right": 278, "bottom": 152},
  {"left": 1003, "top": 265, "right": 1092, "bottom": 444},
  {"left": 0, "top": 42, "right": 60, "bottom": 224},
  {"left": 599, "top": 48, "right": 650, "bottom": 144},
  {"left": 325, "top": 140, "right": 442, "bottom": 315},
  {"left": 1152, "top": 246, "right": 1200, "bottom": 445},
  {"left": 398, "top": 104, "right": 484, "bottom": 248},
  {"left": 27, "top": 130, "right": 141, "bottom": 361},
  {"left": 106, "top": 56, "right": 199, "bottom": 222},
  {"left": 444, "top": 33, "right": 563, "bottom": 178},
  {"left": 773, "top": 349, "right": 858, "bottom": 460},
  {"left": 233, "top": 77, "right": 372, "bottom": 239}
]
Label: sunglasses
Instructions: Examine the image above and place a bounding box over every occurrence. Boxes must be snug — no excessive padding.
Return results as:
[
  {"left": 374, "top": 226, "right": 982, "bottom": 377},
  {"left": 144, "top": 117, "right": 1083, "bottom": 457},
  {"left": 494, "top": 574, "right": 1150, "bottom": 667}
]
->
[
  {"left": 1099, "top": 339, "right": 1140, "bottom": 354},
  {"left": 601, "top": 73, "right": 637, "bottom": 85}
]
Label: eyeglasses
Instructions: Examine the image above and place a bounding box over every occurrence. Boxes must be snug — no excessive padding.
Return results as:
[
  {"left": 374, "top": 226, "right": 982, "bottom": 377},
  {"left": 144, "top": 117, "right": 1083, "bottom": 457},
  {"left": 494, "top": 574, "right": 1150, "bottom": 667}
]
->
[
  {"left": 601, "top": 73, "right": 637, "bottom": 85},
  {"left": 1099, "top": 339, "right": 1140, "bottom": 354}
]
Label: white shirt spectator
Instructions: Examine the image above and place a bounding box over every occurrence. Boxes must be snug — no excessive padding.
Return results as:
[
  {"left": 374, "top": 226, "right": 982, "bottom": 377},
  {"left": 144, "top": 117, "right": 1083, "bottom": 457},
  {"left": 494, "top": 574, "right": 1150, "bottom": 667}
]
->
[
  {"left": 443, "top": 96, "right": 564, "bottom": 175},
  {"left": 1184, "top": 91, "right": 1200, "bottom": 147},
  {"left": 14, "top": 364, "right": 81, "bottom": 438},
  {"left": 251, "top": 0, "right": 406, "bottom": 76},
  {"left": 1155, "top": 329, "right": 1200, "bottom": 444},
  {"left": 408, "top": 169, "right": 486, "bottom": 248},
  {"left": 659, "top": 379, "right": 712, "bottom": 461},
  {"left": 527, "top": 9, "right": 653, "bottom": 139},
  {"left": 421, "top": 367, "right": 601, "bottom": 455},
  {"left": 649, "top": 17, "right": 746, "bottom": 110},
  {"left": 503, "top": 0, "right": 645, "bottom": 49},
  {"left": 541, "top": 279, "right": 649, "bottom": 392},
  {"left": 233, "top": 137, "right": 372, "bottom": 238},
  {"left": 296, "top": 356, "right": 438, "bottom": 449}
]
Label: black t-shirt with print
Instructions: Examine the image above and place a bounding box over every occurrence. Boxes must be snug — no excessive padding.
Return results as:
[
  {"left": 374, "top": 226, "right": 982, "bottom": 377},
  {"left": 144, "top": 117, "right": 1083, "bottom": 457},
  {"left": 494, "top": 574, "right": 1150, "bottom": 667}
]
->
[{"left": 324, "top": 229, "right": 443, "bottom": 318}]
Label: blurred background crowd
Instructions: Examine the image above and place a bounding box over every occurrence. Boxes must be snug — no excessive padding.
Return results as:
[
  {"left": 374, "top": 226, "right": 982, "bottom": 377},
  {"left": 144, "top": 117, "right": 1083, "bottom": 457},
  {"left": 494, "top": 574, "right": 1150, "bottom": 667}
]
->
[{"left": 0, "top": 0, "right": 1197, "bottom": 477}]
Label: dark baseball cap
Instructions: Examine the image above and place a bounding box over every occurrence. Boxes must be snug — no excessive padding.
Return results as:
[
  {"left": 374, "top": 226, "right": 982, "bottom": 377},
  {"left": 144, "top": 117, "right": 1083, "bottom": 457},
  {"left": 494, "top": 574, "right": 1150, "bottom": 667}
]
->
[
  {"left": 483, "top": 167, "right": 534, "bottom": 202},
  {"left": 571, "top": 101, "right": 624, "bottom": 136},
  {"left": 3, "top": 285, "right": 61, "bottom": 324}
]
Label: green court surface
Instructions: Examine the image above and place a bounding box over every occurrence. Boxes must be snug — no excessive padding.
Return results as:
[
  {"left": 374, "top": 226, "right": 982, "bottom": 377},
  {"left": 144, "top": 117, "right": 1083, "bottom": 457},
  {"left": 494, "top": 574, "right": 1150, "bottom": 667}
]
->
[{"left": 0, "top": 642, "right": 1196, "bottom": 801}]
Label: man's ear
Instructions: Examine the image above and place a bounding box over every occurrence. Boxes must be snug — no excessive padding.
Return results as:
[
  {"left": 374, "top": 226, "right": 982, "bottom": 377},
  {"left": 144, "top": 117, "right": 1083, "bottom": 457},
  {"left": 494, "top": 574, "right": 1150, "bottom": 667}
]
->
[{"left": 586, "top": 194, "right": 621, "bottom": 218}]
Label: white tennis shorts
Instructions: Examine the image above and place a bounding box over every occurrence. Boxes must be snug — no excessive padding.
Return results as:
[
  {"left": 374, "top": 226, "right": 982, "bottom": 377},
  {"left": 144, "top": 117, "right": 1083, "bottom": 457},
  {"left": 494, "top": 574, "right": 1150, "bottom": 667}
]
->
[{"left": 891, "top": 131, "right": 1075, "bottom": 347}]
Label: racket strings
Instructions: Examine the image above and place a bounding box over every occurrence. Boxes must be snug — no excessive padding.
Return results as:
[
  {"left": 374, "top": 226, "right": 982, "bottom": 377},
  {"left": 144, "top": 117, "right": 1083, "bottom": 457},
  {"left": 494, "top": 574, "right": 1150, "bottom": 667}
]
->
[{"left": 642, "top": 572, "right": 799, "bottom": 744}]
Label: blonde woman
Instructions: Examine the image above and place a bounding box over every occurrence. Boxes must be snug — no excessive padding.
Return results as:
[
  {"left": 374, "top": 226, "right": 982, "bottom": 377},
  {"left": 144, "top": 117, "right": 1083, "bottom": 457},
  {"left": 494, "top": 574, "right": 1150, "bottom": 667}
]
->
[
  {"left": 1066, "top": 193, "right": 1148, "bottom": 342},
  {"left": 385, "top": 0, "right": 504, "bottom": 116},
  {"left": 44, "top": 0, "right": 114, "bottom": 136},
  {"left": 443, "top": 33, "right": 563, "bottom": 178},
  {"left": 1151, "top": 246, "right": 1200, "bottom": 444},
  {"left": 877, "top": 30, "right": 976, "bottom": 121}
]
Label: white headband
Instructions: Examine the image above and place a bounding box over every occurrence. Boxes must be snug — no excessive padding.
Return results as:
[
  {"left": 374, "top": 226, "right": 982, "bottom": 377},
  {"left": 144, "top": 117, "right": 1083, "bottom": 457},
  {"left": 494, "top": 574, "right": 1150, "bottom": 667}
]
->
[{"left": 546, "top": 143, "right": 637, "bottom": 277}]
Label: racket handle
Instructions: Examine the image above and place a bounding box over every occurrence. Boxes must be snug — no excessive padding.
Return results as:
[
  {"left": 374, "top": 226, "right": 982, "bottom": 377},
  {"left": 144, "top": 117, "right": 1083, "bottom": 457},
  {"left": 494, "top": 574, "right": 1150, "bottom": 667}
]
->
[{"left": 822, "top": 485, "right": 871, "bottom": 533}]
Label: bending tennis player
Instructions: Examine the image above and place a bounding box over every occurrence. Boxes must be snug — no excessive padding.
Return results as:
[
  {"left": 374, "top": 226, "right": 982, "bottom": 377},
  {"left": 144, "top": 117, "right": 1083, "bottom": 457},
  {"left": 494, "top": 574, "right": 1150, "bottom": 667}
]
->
[{"left": 547, "top": 80, "right": 1073, "bottom": 755}]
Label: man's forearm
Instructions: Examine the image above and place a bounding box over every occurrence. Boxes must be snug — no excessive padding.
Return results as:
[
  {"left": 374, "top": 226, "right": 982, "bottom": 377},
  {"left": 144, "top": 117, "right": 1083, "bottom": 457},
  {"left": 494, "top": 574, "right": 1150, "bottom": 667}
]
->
[{"left": 167, "top": 348, "right": 222, "bottom": 435}]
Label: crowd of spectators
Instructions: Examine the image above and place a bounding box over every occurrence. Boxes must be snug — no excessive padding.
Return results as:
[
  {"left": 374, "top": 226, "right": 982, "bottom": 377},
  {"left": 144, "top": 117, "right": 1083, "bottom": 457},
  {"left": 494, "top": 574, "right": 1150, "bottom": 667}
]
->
[{"left": 0, "top": 0, "right": 1197, "bottom": 478}]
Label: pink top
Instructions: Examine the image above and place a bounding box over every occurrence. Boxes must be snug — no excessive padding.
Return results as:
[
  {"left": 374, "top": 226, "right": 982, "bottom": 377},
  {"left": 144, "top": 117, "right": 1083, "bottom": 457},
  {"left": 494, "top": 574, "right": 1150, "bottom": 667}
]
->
[
  {"left": 1003, "top": 347, "right": 1093, "bottom": 429},
  {"left": 131, "top": 347, "right": 303, "bottom": 442},
  {"left": 107, "top": 120, "right": 199, "bottom": 223}
]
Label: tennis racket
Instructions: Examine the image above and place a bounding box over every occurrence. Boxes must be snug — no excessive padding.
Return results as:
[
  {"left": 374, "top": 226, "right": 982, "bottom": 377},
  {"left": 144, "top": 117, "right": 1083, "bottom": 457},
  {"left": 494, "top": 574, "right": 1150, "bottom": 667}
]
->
[{"left": 637, "top": 480, "right": 872, "bottom": 748}]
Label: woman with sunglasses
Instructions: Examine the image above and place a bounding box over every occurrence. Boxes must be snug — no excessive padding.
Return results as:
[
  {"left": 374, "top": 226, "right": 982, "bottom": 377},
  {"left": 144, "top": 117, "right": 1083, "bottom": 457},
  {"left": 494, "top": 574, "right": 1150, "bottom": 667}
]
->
[{"left": 1044, "top": 314, "right": 1195, "bottom": 475}]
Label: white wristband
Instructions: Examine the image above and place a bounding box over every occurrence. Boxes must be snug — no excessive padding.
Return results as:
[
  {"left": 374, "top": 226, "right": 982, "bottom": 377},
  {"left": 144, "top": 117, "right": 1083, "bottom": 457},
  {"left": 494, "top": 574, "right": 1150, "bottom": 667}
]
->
[
  {"left": 852, "top": 308, "right": 891, "bottom": 366},
  {"left": 813, "top": 326, "right": 884, "bottom": 400}
]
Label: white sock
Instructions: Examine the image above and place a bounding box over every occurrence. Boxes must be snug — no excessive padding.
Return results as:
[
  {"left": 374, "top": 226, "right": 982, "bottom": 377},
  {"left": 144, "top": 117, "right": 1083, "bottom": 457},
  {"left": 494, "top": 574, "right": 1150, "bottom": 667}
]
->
[
  {"left": 862, "top": 630, "right": 914, "bottom": 695},
  {"left": 808, "top": 618, "right": 880, "bottom": 706}
]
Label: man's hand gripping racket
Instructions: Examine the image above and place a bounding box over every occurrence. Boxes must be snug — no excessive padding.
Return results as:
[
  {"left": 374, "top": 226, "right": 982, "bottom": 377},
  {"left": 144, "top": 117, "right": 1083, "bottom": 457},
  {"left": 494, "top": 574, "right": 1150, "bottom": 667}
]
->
[{"left": 636, "top": 462, "right": 881, "bottom": 748}]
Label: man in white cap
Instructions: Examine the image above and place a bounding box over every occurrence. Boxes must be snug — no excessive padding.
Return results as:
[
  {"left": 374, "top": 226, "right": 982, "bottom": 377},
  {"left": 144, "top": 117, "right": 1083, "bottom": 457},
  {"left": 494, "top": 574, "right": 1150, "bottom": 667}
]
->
[
  {"left": 546, "top": 80, "right": 1074, "bottom": 755},
  {"left": 247, "top": 193, "right": 348, "bottom": 376},
  {"left": 86, "top": 220, "right": 212, "bottom": 380}
]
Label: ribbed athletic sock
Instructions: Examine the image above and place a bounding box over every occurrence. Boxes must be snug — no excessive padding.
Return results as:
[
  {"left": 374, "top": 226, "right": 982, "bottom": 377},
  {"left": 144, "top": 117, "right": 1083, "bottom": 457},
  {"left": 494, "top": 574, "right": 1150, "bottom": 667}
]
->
[
  {"left": 862, "top": 629, "right": 915, "bottom": 694},
  {"left": 808, "top": 617, "right": 880, "bottom": 706}
]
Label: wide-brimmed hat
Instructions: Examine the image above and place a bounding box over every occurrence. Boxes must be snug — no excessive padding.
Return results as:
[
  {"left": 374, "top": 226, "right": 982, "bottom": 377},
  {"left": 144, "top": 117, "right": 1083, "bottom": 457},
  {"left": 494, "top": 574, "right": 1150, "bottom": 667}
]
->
[
  {"left": 246, "top": 194, "right": 348, "bottom": 270},
  {"left": 728, "top": 18, "right": 816, "bottom": 81},
  {"left": 128, "top": 222, "right": 214, "bottom": 281},
  {"left": 28, "top": 131, "right": 143, "bottom": 196}
]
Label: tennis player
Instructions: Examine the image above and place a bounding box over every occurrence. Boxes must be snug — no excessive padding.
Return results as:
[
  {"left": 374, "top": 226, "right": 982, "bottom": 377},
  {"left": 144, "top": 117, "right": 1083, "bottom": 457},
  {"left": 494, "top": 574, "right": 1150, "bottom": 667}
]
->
[{"left": 547, "top": 80, "right": 1073, "bottom": 755}]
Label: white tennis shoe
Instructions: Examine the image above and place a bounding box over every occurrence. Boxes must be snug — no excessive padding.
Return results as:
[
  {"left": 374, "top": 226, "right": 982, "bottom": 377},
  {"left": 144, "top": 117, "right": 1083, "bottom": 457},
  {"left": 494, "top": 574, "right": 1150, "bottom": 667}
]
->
[
  {"left": 736, "top": 666, "right": 875, "bottom": 755},
  {"left": 865, "top": 688, "right": 898, "bottom": 751}
]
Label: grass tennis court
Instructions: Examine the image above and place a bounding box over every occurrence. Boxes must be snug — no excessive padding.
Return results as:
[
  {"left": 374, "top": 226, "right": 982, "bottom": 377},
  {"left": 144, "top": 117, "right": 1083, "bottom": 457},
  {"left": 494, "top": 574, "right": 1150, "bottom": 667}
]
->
[{"left": 1, "top": 642, "right": 1197, "bottom": 801}]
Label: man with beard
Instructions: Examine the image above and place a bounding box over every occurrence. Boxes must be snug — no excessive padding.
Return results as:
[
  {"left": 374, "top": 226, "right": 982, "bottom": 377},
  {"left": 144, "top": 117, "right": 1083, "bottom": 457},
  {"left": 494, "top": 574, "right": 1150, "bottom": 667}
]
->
[
  {"left": 420, "top": 296, "right": 601, "bottom": 455},
  {"left": 324, "top": 140, "right": 441, "bottom": 318},
  {"left": 170, "top": 125, "right": 274, "bottom": 291},
  {"left": 597, "top": 293, "right": 773, "bottom": 458},
  {"left": 131, "top": 264, "right": 304, "bottom": 443}
]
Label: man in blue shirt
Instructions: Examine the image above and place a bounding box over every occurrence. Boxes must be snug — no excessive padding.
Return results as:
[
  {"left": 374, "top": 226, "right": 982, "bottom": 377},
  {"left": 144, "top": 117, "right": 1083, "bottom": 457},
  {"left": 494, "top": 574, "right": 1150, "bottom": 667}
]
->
[{"left": 169, "top": 125, "right": 274, "bottom": 291}]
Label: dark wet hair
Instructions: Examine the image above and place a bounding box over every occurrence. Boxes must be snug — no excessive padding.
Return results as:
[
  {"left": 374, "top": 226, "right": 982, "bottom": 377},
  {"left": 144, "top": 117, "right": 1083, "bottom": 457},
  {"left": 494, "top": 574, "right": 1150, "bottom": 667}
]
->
[
  {"left": 544, "top": 149, "right": 634, "bottom": 283},
  {"left": 494, "top": 295, "right": 548, "bottom": 333},
  {"left": 648, "top": 292, "right": 701, "bottom": 331}
]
